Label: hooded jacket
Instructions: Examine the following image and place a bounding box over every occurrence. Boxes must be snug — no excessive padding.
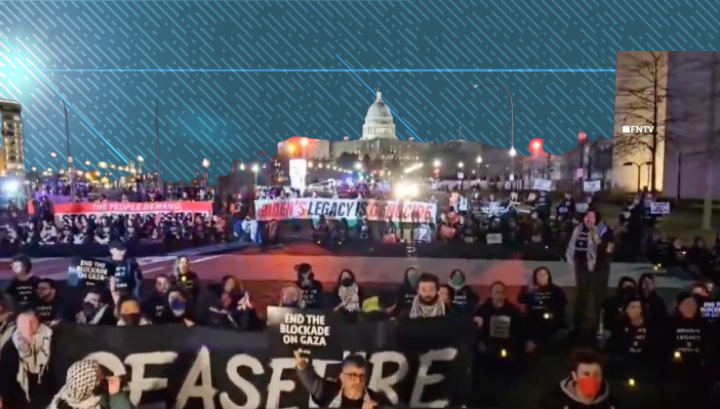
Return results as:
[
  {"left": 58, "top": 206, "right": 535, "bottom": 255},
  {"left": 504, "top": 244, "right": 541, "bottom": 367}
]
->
[
  {"left": 637, "top": 273, "right": 668, "bottom": 325},
  {"left": 542, "top": 377, "right": 618, "bottom": 409},
  {"left": 392, "top": 268, "right": 418, "bottom": 316}
]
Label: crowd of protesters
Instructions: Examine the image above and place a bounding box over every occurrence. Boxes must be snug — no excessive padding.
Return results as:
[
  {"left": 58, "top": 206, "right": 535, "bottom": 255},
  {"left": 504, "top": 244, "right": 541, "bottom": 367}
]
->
[{"left": 1, "top": 243, "right": 720, "bottom": 407}]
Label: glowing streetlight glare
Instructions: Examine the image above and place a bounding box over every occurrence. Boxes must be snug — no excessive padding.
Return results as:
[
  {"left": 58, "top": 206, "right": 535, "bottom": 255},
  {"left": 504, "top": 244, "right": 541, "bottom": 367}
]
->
[
  {"left": 394, "top": 182, "right": 419, "bottom": 199},
  {"left": 354, "top": 162, "right": 362, "bottom": 170},
  {"left": 50, "top": 152, "right": 57, "bottom": 158},
  {"left": 239, "top": 163, "right": 246, "bottom": 171},
  {"left": 300, "top": 137, "right": 309, "bottom": 147},
  {"left": 137, "top": 155, "right": 144, "bottom": 162},
  {"left": 110, "top": 164, "right": 116, "bottom": 169},
  {"left": 287, "top": 144, "right": 296, "bottom": 154},
  {"left": 31, "top": 166, "right": 37, "bottom": 172},
  {"left": 251, "top": 164, "right": 260, "bottom": 173},
  {"left": 404, "top": 163, "right": 424, "bottom": 174},
  {"left": 308, "top": 161, "right": 314, "bottom": 168},
  {"left": 46, "top": 167, "right": 52, "bottom": 173},
  {"left": 509, "top": 147, "right": 517, "bottom": 157},
  {"left": 202, "top": 158, "right": 211, "bottom": 168},
  {"left": 433, "top": 159, "right": 441, "bottom": 168},
  {"left": 94, "top": 170, "right": 101, "bottom": 177},
  {"left": 458, "top": 162, "right": 464, "bottom": 168},
  {"left": 476, "top": 156, "right": 483, "bottom": 164},
  {"left": 77, "top": 170, "right": 84, "bottom": 176},
  {"left": 98, "top": 161, "right": 107, "bottom": 169},
  {"left": 84, "top": 160, "right": 91, "bottom": 166}
]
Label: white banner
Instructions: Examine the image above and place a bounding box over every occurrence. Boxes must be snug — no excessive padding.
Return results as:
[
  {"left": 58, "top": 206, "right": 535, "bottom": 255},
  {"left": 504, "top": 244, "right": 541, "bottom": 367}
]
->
[
  {"left": 288, "top": 159, "right": 307, "bottom": 191},
  {"left": 254, "top": 198, "right": 437, "bottom": 222},
  {"left": 532, "top": 179, "right": 552, "bottom": 191}
]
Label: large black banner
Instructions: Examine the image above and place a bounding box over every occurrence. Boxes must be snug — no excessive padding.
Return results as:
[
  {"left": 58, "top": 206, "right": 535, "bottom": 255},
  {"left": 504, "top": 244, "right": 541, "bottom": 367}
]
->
[{"left": 52, "top": 318, "right": 476, "bottom": 408}]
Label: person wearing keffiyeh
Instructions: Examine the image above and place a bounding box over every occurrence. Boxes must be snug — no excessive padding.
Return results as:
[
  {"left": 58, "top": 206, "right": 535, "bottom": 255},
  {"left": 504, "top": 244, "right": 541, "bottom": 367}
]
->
[
  {"left": 402, "top": 273, "right": 447, "bottom": 319},
  {"left": 0, "top": 308, "right": 54, "bottom": 409},
  {"left": 333, "top": 269, "right": 363, "bottom": 322},
  {"left": 295, "top": 350, "right": 390, "bottom": 408},
  {"left": 47, "top": 359, "right": 133, "bottom": 409}
]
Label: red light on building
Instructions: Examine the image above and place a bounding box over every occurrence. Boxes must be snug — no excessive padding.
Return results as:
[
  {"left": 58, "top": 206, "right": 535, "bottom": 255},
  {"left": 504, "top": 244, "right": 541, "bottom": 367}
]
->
[
  {"left": 300, "top": 137, "right": 309, "bottom": 147},
  {"left": 578, "top": 131, "right": 588, "bottom": 144},
  {"left": 529, "top": 138, "right": 544, "bottom": 156}
]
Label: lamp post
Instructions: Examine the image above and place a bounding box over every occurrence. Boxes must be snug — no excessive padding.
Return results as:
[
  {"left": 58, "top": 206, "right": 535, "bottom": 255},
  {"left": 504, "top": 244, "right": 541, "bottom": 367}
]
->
[
  {"left": 251, "top": 163, "right": 260, "bottom": 186},
  {"left": 623, "top": 161, "right": 653, "bottom": 193},
  {"left": 201, "top": 158, "right": 210, "bottom": 188}
]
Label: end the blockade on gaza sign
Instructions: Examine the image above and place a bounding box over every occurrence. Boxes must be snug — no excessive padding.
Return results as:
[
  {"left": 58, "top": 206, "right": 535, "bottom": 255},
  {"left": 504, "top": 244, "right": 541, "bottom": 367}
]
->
[{"left": 267, "top": 307, "right": 340, "bottom": 356}]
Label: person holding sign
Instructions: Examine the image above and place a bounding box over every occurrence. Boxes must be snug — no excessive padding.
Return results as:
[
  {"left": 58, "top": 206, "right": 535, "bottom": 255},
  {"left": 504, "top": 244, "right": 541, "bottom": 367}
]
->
[{"left": 294, "top": 350, "right": 390, "bottom": 408}]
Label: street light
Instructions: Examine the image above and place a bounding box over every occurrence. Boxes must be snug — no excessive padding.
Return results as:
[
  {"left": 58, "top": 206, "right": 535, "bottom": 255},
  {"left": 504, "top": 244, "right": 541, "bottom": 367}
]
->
[
  {"left": 137, "top": 155, "right": 144, "bottom": 163},
  {"left": 458, "top": 161, "right": 464, "bottom": 168},
  {"left": 476, "top": 156, "right": 483, "bottom": 164},
  {"left": 623, "top": 161, "right": 653, "bottom": 193},
  {"left": 433, "top": 159, "right": 441, "bottom": 168},
  {"left": 50, "top": 152, "right": 57, "bottom": 158},
  {"left": 239, "top": 163, "right": 246, "bottom": 171},
  {"left": 473, "top": 83, "right": 515, "bottom": 156},
  {"left": 98, "top": 161, "right": 107, "bottom": 169},
  {"left": 202, "top": 158, "right": 211, "bottom": 169},
  {"left": 251, "top": 163, "right": 260, "bottom": 185},
  {"left": 84, "top": 160, "right": 91, "bottom": 166},
  {"left": 354, "top": 162, "right": 362, "bottom": 170},
  {"left": 300, "top": 137, "right": 309, "bottom": 147}
]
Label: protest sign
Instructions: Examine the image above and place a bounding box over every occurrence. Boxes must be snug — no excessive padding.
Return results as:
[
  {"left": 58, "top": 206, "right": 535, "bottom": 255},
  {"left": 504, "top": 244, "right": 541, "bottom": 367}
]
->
[
  {"left": 650, "top": 202, "right": 670, "bottom": 215},
  {"left": 254, "top": 198, "right": 437, "bottom": 222},
  {"left": 67, "top": 257, "right": 114, "bottom": 288},
  {"left": 583, "top": 180, "right": 601, "bottom": 193},
  {"left": 39, "top": 201, "right": 213, "bottom": 226},
  {"left": 266, "top": 307, "right": 340, "bottom": 356},
  {"left": 52, "top": 319, "right": 475, "bottom": 409},
  {"left": 531, "top": 179, "right": 552, "bottom": 192},
  {"left": 486, "top": 233, "right": 503, "bottom": 245}
]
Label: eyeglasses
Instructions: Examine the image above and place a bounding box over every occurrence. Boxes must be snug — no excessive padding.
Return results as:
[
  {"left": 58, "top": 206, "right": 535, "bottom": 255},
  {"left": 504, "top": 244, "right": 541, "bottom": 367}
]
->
[{"left": 342, "top": 372, "right": 366, "bottom": 382}]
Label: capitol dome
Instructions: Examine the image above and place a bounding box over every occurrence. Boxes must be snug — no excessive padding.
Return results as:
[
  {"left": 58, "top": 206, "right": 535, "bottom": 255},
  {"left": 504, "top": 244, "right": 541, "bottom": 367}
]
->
[{"left": 360, "top": 89, "right": 398, "bottom": 140}]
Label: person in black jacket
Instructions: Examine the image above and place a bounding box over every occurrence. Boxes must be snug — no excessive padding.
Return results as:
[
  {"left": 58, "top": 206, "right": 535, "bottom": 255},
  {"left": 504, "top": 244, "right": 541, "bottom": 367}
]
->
[
  {"left": 75, "top": 288, "right": 117, "bottom": 326},
  {"left": 296, "top": 263, "right": 323, "bottom": 310},
  {"left": 447, "top": 269, "right": 480, "bottom": 315},
  {"left": 295, "top": 351, "right": 390, "bottom": 408},
  {"left": 332, "top": 269, "right": 363, "bottom": 322},
  {"left": 518, "top": 266, "right": 568, "bottom": 345},
  {"left": 0, "top": 308, "right": 54, "bottom": 409},
  {"left": 541, "top": 348, "right": 619, "bottom": 409},
  {"left": 637, "top": 273, "right": 668, "bottom": 326},
  {"left": 600, "top": 276, "right": 637, "bottom": 333}
]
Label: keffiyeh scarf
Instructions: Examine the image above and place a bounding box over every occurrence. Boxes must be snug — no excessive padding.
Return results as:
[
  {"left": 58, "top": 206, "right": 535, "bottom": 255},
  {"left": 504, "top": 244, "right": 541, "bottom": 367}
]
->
[
  {"left": 117, "top": 317, "right": 151, "bottom": 326},
  {"left": 338, "top": 284, "right": 360, "bottom": 312},
  {"left": 12, "top": 323, "right": 53, "bottom": 401},
  {"left": 76, "top": 305, "right": 109, "bottom": 325},
  {"left": 409, "top": 295, "right": 446, "bottom": 318},
  {"left": 327, "top": 388, "right": 371, "bottom": 408},
  {"left": 48, "top": 359, "right": 103, "bottom": 409}
]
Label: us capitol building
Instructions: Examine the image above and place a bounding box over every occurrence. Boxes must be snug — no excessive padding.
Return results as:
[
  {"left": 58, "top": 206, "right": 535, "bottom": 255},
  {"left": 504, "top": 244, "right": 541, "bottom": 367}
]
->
[{"left": 331, "top": 88, "right": 482, "bottom": 162}]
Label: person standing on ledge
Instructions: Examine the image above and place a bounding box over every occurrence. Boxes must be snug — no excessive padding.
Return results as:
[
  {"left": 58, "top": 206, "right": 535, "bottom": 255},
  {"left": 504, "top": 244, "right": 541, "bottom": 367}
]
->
[
  {"left": 294, "top": 350, "right": 390, "bottom": 409},
  {"left": 566, "top": 210, "right": 611, "bottom": 336}
]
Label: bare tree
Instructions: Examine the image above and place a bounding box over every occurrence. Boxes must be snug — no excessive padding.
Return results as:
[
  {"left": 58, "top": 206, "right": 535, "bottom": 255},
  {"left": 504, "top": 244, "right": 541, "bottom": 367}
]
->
[{"left": 613, "top": 51, "right": 676, "bottom": 193}]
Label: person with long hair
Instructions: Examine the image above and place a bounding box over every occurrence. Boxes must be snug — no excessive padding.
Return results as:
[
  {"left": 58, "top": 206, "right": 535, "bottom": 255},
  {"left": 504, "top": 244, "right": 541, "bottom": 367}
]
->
[
  {"left": 332, "top": 269, "right": 363, "bottom": 322},
  {"left": 171, "top": 256, "right": 201, "bottom": 304}
]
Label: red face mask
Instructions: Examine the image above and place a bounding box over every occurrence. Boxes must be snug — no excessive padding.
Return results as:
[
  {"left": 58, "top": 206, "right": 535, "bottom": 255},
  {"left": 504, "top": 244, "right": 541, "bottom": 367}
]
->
[{"left": 576, "top": 377, "right": 602, "bottom": 398}]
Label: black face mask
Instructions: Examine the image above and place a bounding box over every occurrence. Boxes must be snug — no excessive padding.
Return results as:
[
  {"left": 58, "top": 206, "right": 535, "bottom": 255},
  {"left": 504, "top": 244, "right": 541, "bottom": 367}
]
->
[
  {"left": 121, "top": 313, "right": 142, "bottom": 326},
  {"left": 303, "top": 272, "right": 315, "bottom": 281},
  {"left": 83, "top": 302, "right": 97, "bottom": 316},
  {"left": 341, "top": 278, "right": 354, "bottom": 287}
]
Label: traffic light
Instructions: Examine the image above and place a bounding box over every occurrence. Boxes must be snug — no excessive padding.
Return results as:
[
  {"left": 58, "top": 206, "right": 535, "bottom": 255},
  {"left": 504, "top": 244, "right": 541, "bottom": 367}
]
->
[{"left": 529, "top": 138, "right": 544, "bottom": 156}]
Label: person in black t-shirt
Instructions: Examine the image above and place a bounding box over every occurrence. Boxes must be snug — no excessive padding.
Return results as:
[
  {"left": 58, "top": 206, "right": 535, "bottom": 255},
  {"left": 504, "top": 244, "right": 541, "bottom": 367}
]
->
[
  {"left": 33, "top": 278, "right": 65, "bottom": 325},
  {"left": 447, "top": 269, "right": 480, "bottom": 315},
  {"left": 386, "top": 267, "right": 419, "bottom": 317},
  {"left": 518, "top": 266, "right": 568, "bottom": 344},
  {"left": 142, "top": 275, "right": 171, "bottom": 322},
  {"left": 295, "top": 352, "right": 390, "bottom": 408},
  {"left": 109, "top": 240, "right": 143, "bottom": 299},
  {"left": 295, "top": 263, "right": 323, "bottom": 310},
  {"left": 4, "top": 255, "right": 40, "bottom": 307}
]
